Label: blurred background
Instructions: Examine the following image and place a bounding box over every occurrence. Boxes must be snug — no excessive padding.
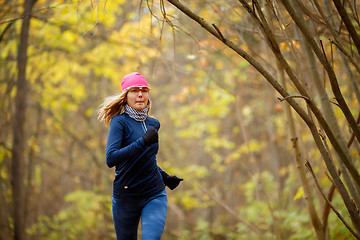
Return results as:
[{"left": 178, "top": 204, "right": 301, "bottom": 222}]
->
[{"left": 1, "top": 0, "right": 360, "bottom": 239}]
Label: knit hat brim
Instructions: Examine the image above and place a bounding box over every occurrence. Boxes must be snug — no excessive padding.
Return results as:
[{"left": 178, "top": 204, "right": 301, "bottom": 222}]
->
[{"left": 121, "top": 72, "right": 150, "bottom": 92}]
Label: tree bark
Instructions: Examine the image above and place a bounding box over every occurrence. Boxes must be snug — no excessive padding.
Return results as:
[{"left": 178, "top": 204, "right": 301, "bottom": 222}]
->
[
  {"left": 12, "top": 0, "right": 36, "bottom": 239},
  {"left": 277, "top": 60, "right": 325, "bottom": 240}
]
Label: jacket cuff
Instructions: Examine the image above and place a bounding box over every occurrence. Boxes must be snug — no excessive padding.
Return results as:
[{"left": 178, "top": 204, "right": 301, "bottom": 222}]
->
[{"left": 138, "top": 137, "right": 146, "bottom": 147}]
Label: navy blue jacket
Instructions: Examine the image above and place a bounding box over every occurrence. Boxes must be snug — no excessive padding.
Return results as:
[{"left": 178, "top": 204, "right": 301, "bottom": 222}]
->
[{"left": 105, "top": 113, "right": 165, "bottom": 199}]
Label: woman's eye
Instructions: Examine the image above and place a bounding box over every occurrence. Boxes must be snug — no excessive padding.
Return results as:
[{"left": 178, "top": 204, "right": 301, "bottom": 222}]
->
[{"left": 129, "top": 88, "right": 149, "bottom": 93}]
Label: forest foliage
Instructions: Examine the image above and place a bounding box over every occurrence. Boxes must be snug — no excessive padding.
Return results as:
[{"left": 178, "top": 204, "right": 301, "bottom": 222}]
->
[{"left": 1, "top": 0, "right": 360, "bottom": 239}]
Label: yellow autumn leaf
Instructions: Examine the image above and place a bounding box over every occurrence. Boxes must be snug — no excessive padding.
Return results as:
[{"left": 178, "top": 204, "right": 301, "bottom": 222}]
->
[
  {"left": 280, "top": 42, "right": 289, "bottom": 51},
  {"left": 294, "top": 187, "right": 304, "bottom": 200},
  {"left": 292, "top": 40, "right": 300, "bottom": 49}
]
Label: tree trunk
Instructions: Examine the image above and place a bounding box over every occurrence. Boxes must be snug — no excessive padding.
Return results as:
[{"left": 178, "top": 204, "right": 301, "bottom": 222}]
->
[
  {"left": 12, "top": 0, "right": 36, "bottom": 239},
  {"left": 278, "top": 60, "right": 325, "bottom": 240},
  {"left": 0, "top": 160, "right": 11, "bottom": 240}
]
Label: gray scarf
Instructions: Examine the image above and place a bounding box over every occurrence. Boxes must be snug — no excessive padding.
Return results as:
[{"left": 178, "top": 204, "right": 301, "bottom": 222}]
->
[{"left": 125, "top": 104, "right": 148, "bottom": 121}]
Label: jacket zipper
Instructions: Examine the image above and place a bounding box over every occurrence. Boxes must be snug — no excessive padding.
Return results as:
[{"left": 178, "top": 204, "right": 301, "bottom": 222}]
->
[
  {"left": 142, "top": 121, "right": 147, "bottom": 132},
  {"left": 124, "top": 121, "right": 147, "bottom": 191}
]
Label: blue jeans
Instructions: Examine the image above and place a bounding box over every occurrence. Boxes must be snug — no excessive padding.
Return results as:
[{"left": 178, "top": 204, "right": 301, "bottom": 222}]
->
[{"left": 112, "top": 189, "right": 167, "bottom": 240}]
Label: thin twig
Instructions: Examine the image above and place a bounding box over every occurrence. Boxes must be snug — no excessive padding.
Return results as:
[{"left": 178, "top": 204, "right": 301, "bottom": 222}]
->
[
  {"left": 348, "top": 112, "right": 360, "bottom": 148},
  {"left": 319, "top": 40, "right": 330, "bottom": 68},
  {"left": 330, "top": 39, "right": 360, "bottom": 75},
  {"left": 322, "top": 175, "right": 337, "bottom": 232},
  {"left": 212, "top": 23, "right": 226, "bottom": 42},
  {"left": 0, "top": 20, "right": 15, "bottom": 42},
  {"left": 330, "top": 39, "right": 334, "bottom": 69},
  {"left": 277, "top": 95, "right": 310, "bottom": 102},
  {"left": 198, "top": 185, "right": 265, "bottom": 238},
  {"left": 305, "top": 161, "right": 360, "bottom": 239},
  {"left": 329, "top": 99, "right": 341, "bottom": 108},
  {"left": 322, "top": 164, "right": 342, "bottom": 232},
  {"left": 333, "top": 0, "right": 360, "bottom": 55}
]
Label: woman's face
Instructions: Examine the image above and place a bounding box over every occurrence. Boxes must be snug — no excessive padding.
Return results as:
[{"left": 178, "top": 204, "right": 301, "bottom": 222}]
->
[{"left": 126, "top": 87, "right": 150, "bottom": 110}]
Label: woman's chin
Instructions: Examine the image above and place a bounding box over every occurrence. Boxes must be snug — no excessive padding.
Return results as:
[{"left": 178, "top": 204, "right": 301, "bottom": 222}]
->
[{"left": 134, "top": 105, "right": 145, "bottom": 110}]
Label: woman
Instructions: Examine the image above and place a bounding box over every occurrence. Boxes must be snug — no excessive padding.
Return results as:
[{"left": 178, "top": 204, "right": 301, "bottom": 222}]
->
[{"left": 98, "top": 72, "right": 183, "bottom": 240}]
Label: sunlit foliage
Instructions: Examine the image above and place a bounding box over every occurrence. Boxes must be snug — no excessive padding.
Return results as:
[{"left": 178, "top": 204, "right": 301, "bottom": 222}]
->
[{"left": 1, "top": 0, "right": 359, "bottom": 239}]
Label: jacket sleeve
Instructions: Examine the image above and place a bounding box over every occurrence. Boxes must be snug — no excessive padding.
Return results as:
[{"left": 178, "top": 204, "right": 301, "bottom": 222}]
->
[
  {"left": 157, "top": 166, "right": 165, "bottom": 175},
  {"left": 157, "top": 166, "right": 169, "bottom": 181},
  {"left": 105, "top": 117, "right": 146, "bottom": 168}
]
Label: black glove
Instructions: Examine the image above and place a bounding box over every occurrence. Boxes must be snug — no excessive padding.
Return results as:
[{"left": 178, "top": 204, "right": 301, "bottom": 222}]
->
[
  {"left": 161, "top": 171, "right": 183, "bottom": 190},
  {"left": 142, "top": 126, "right": 158, "bottom": 146}
]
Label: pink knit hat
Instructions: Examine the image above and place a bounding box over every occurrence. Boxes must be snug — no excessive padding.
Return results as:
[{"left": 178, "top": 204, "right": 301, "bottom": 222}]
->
[{"left": 121, "top": 72, "right": 150, "bottom": 92}]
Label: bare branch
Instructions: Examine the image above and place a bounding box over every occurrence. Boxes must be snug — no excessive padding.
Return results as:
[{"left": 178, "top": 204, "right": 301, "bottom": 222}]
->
[
  {"left": 0, "top": 20, "right": 15, "bottom": 42},
  {"left": 281, "top": 0, "right": 360, "bottom": 203},
  {"left": 165, "top": 0, "right": 313, "bottom": 130},
  {"left": 330, "top": 39, "right": 360, "bottom": 74},
  {"left": 305, "top": 161, "right": 360, "bottom": 239},
  {"left": 198, "top": 185, "right": 265, "bottom": 238},
  {"left": 348, "top": 113, "right": 360, "bottom": 148},
  {"left": 333, "top": 0, "right": 360, "bottom": 55},
  {"left": 212, "top": 23, "right": 225, "bottom": 42},
  {"left": 277, "top": 95, "right": 310, "bottom": 102}
]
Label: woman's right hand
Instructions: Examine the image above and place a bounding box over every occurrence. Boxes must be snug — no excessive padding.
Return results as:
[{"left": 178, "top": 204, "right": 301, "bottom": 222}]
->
[{"left": 142, "top": 126, "right": 158, "bottom": 146}]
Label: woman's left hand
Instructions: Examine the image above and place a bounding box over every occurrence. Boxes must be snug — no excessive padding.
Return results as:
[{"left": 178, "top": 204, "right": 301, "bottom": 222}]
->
[{"left": 164, "top": 175, "right": 183, "bottom": 190}]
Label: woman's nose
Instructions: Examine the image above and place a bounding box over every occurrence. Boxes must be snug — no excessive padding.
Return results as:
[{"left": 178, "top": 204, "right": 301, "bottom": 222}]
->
[{"left": 138, "top": 91, "right": 143, "bottom": 97}]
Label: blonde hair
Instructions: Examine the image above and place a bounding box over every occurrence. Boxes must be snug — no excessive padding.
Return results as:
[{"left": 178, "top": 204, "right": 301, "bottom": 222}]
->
[{"left": 98, "top": 89, "right": 151, "bottom": 126}]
